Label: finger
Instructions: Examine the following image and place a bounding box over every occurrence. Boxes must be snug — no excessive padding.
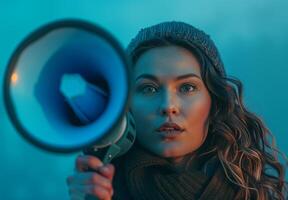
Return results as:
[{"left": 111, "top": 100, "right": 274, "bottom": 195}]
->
[
  {"left": 87, "top": 185, "right": 112, "bottom": 200},
  {"left": 67, "top": 172, "right": 112, "bottom": 190},
  {"left": 75, "top": 155, "right": 103, "bottom": 172},
  {"left": 69, "top": 185, "right": 111, "bottom": 200},
  {"left": 98, "top": 164, "right": 115, "bottom": 180}
]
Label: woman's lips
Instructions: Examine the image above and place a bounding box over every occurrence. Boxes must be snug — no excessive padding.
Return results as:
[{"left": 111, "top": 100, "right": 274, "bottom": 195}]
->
[
  {"left": 156, "top": 122, "right": 185, "bottom": 139},
  {"left": 157, "top": 122, "right": 184, "bottom": 132},
  {"left": 157, "top": 129, "right": 185, "bottom": 139}
]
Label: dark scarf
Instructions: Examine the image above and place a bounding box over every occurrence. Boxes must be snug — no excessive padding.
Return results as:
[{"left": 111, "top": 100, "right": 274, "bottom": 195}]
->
[{"left": 112, "top": 144, "right": 239, "bottom": 200}]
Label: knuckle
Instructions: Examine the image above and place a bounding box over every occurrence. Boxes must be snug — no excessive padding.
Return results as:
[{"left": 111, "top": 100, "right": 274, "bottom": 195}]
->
[
  {"left": 107, "top": 164, "right": 115, "bottom": 174},
  {"left": 91, "top": 186, "right": 110, "bottom": 199},
  {"left": 107, "top": 181, "right": 113, "bottom": 190},
  {"left": 100, "top": 165, "right": 116, "bottom": 180},
  {"left": 87, "top": 156, "right": 102, "bottom": 169},
  {"left": 103, "top": 178, "right": 112, "bottom": 188},
  {"left": 91, "top": 173, "right": 112, "bottom": 189},
  {"left": 91, "top": 173, "right": 100, "bottom": 184},
  {"left": 91, "top": 186, "right": 99, "bottom": 195},
  {"left": 87, "top": 157, "right": 95, "bottom": 166}
]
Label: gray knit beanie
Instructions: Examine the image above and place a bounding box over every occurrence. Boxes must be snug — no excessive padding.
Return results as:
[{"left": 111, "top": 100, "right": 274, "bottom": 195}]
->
[{"left": 126, "top": 21, "right": 226, "bottom": 77}]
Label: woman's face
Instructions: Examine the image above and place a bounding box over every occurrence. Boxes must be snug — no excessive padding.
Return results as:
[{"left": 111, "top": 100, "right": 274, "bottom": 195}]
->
[{"left": 130, "top": 45, "right": 211, "bottom": 161}]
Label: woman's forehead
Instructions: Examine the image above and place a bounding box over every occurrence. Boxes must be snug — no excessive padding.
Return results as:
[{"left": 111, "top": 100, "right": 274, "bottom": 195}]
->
[{"left": 133, "top": 46, "right": 202, "bottom": 80}]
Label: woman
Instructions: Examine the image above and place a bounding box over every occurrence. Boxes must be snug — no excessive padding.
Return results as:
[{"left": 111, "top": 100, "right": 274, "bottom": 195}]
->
[{"left": 66, "top": 21, "right": 287, "bottom": 200}]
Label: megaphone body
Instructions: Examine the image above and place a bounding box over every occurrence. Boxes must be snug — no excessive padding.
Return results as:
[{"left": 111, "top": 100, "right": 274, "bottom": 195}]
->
[{"left": 3, "top": 19, "right": 136, "bottom": 163}]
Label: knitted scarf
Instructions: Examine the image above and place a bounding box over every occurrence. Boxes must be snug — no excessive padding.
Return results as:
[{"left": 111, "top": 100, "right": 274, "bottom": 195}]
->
[{"left": 112, "top": 144, "right": 239, "bottom": 200}]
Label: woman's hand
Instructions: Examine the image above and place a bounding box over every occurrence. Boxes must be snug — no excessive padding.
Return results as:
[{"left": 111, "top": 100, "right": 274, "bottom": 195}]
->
[{"left": 66, "top": 155, "right": 115, "bottom": 200}]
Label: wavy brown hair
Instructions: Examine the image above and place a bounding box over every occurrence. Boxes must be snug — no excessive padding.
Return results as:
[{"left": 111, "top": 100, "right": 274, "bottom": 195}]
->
[{"left": 129, "top": 38, "right": 288, "bottom": 200}]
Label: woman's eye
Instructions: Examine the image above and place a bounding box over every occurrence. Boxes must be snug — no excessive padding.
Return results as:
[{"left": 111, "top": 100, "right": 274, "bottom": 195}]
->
[
  {"left": 139, "top": 85, "right": 158, "bottom": 95},
  {"left": 179, "top": 83, "right": 197, "bottom": 94}
]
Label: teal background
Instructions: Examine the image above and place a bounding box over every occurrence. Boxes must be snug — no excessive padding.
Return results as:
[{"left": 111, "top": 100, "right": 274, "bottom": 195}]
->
[{"left": 0, "top": 0, "right": 287, "bottom": 199}]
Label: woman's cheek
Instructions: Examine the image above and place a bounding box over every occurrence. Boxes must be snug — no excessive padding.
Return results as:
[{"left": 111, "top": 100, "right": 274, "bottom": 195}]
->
[
  {"left": 131, "top": 96, "right": 159, "bottom": 132},
  {"left": 131, "top": 96, "right": 150, "bottom": 123},
  {"left": 184, "top": 95, "right": 211, "bottom": 122},
  {"left": 131, "top": 95, "right": 158, "bottom": 114},
  {"left": 131, "top": 96, "right": 147, "bottom": 114}
]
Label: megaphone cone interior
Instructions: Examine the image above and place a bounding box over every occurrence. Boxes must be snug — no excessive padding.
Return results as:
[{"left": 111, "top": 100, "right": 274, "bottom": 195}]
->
[
  {"left": 3, "top": 20, "right": 132, "bottom": 153},
  {"left": 60, "top": 73, "right": 109, "bottom": 125}
]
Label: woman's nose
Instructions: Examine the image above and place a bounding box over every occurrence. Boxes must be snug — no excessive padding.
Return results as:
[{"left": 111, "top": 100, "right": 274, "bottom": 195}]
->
[
  {"left": 160, "top": 106, "right": 179, "bottom": 116},
  {"left": 159, "top": 92, "right": 180, "bottom": 116}
]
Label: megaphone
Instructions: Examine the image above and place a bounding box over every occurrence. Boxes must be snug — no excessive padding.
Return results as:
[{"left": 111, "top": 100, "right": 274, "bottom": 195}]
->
[{"left": 3, "top": 19, "right": 136, "bottom": 163}]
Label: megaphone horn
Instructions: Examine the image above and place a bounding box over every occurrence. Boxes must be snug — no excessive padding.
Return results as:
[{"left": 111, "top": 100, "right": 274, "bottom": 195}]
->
[{"left": 3, "top": 19, "right": 136, "bottom": 158}]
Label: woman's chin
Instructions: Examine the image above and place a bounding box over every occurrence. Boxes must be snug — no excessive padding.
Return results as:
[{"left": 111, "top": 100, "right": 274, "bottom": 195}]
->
[{"left": 155, "top": 142, "right": 187, "bottom": 158}]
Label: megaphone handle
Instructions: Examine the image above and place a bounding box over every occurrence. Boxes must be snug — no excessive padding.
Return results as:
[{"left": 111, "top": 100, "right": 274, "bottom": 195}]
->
[
  {"left": 83, "top": 143, "right": 121, "bottom": 165},
  {"left": 102, "top": 143, "right": 121, "bottom": 165}
]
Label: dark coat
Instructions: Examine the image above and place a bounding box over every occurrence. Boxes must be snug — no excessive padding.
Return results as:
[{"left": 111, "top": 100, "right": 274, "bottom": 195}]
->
[{"left": 111, "top": 144, "right": 239, "bottom": 200}]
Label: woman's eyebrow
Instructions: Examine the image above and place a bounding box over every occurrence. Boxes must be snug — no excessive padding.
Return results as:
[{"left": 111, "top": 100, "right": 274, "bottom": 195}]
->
[
  {"left": 135, "top": 73, "right": 201, "bottom": 82},
  {"left": 175, "top": 73, "right": 201, "bottom": 81},
  {"left": 135, "top": 74, "right": 159, "bottom": 82}
]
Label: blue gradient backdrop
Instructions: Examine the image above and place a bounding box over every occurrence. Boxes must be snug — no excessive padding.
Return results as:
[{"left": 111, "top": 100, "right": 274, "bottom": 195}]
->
[{"left": 0, "top": 1, "right": 287, "bottom": 199}]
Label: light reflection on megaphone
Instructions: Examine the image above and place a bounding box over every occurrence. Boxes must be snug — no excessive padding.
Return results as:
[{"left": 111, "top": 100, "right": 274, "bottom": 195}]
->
[{"left": 3, "top": 19, "right": 136, "bottom": 164}]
